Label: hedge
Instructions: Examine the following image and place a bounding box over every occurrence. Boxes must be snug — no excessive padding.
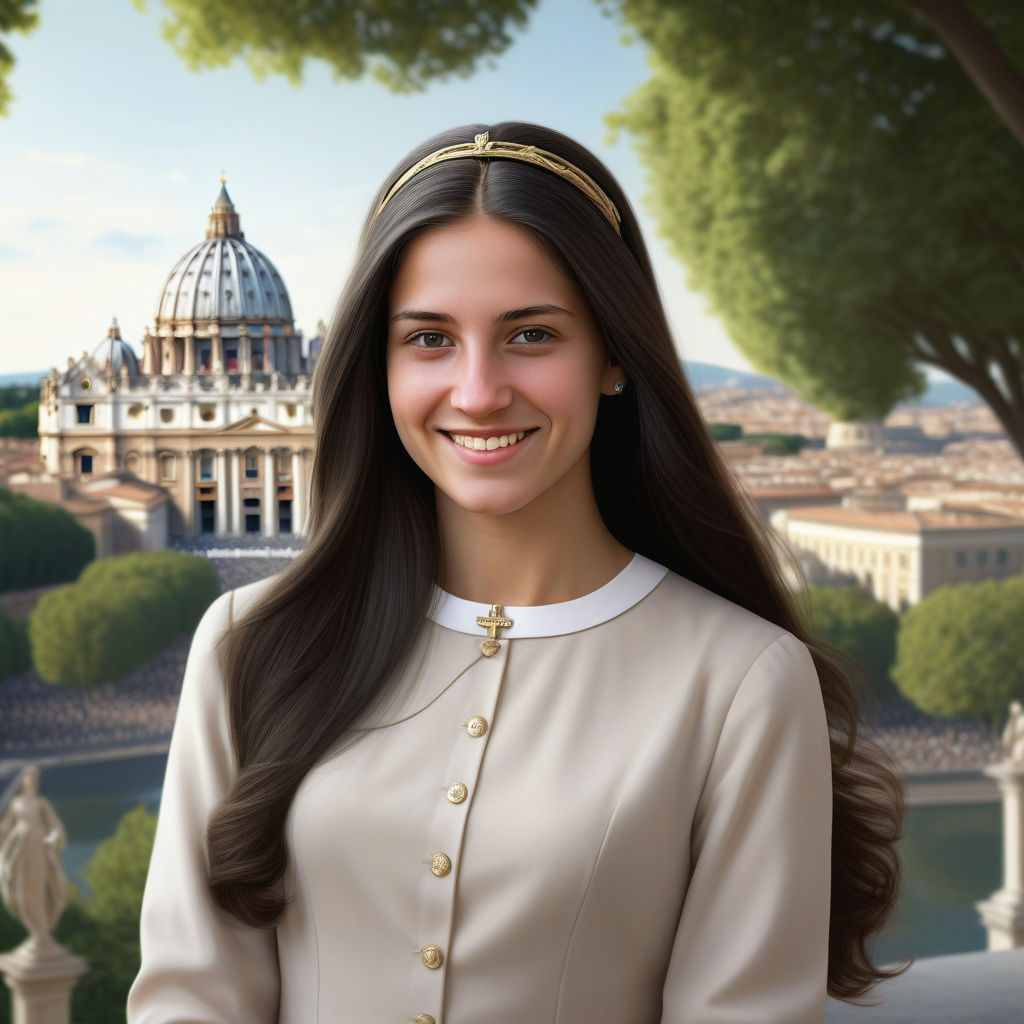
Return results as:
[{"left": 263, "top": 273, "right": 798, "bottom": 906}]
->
[
  {"left": 29, "top": 550, "right": 220, "bottom": 686},
  {"left": 0, "top": 605, "right": 30, "bottom": 680},
  {"left": 708, "top": 422, "right": 743, "bottom": 441},
  {"left": 0, "top": 488, "right": 95, "bottom": 592}
]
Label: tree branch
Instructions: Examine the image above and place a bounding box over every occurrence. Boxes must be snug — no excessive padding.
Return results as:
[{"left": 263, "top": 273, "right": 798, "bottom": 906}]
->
[{"left": 903, "top": 0, "right": 1024, "bottom": 148}]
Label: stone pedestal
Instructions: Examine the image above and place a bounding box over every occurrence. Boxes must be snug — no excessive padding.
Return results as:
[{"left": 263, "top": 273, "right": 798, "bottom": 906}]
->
[
  {"left": 0, "top": 940, "right": 87, "bottom": 1024},
  {"left": 977, "top": 760, "right": 1024, "bottom": 950}
]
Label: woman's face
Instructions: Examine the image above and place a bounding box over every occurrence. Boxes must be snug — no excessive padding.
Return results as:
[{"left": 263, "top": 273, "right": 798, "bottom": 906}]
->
[{"left": 386, "top": 216, "right": 622, "bottom": 518}]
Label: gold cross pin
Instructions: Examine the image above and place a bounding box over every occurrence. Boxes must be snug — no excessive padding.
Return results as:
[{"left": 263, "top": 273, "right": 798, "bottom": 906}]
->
[{"left": 475, "top": 604, "right": 513, "bottom": 657}]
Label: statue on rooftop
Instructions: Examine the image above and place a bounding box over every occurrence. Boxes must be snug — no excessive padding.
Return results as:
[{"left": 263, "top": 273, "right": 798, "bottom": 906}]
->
[
  {"left": 1001, "top": 700, "right": 1024, "bottom": 764},
  {"left": 0, "top": 765, "right": 68, "bottom": 954}
]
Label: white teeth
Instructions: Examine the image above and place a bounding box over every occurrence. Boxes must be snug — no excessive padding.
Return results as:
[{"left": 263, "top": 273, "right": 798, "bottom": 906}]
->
[{"left": 449, "top": 431, "right": 531, "bottom": 451}]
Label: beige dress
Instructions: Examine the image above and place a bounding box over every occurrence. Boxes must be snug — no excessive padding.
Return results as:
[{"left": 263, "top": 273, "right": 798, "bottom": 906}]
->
[{"left": 127, "top": 554, "right": 832, "bottom": 1023}]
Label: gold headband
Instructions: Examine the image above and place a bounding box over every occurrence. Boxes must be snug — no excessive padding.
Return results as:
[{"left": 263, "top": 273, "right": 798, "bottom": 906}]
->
[{"left": 373, "top": 132, "right": 622, "bottom": 235}]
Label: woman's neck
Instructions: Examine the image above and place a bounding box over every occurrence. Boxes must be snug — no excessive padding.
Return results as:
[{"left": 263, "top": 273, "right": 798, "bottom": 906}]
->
[{"left": 435, "top": 468, "right": 633, "bottom": 607}]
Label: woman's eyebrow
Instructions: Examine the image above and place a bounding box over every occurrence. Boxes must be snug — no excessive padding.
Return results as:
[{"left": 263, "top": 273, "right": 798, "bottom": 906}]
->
[
  {"left": 389, "top": 304, "right": 575, "bottom": 325},
  {"left": 496, "top": 304, "right": 574, "bottom": 322},
  {"left": 389, "top": 310, "right": 455, "bottom": 324}
]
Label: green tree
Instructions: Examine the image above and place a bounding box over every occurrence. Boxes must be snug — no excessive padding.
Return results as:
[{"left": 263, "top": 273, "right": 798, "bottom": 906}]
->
[
  {"left": 0, "top": 401, "right": 39, "bottom": 438},
  {"left": 0, "top": 489, "right": 95, "bottom": 592},
  {"left": 707, "top": 422, "right": 742, "bottom": 441},
  {"left": 743, "top": 433, "right": 807, "bottom": 455},
  {"left": 892, "top": 576, "right": 1024, "bottom": 726},
  {"left": 29, "top": 550, "right": 219, "bottom": 686},
  {"left": 0, "top": 385, "right": 37, "bottom": 411},
  {"left": 807, "top": 585, "right": 899, "bottom": 699},
  {"left": 611, "top": 2, "right": 1024, "bottom": 453},
  {"left": 135, "top": 0, "right": 537, "bottom": 92},
  {"left": 0, "top": 0, "right": 38, "bottom": 115},
  {"left": 0, "top": 603, "right": 30, "bottom": 679}
]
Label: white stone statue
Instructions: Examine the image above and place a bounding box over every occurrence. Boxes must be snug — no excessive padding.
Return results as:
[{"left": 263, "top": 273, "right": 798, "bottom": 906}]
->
[
  {"left": 0, "top": 766, "right": 68, "bottom": 954},
  {"left": 1001, "top": 700, "right": 1024, "bottom": 764}
]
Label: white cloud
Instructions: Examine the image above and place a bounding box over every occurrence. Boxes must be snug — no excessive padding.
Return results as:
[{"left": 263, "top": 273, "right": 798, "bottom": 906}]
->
[
  {"left": 22, "top": 150, "right": 95, "bottom": 167},
  {"left": 168, "top": 170, "right": 186, "bottom": 183}
]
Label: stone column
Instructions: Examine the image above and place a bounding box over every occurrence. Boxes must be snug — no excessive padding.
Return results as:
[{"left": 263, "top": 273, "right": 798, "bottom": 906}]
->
[
  {"left": 231, "top": 450, "right": 244, "bottom": 535},
  {"left": 291, "top": 448, "right": 305, "bottom": 536},
  {"left": 212, "top": 334, "right": 224, "bottom": 374},
  {"left": 977, "top": 759, "right": 1024, "bottom": 950},
  {"left": 183, "top": 336, "right": 195, "bottom": 375},
  {"left": 262, "top": 449, "right": 276, "bottom": 537},
  {"left": 181, "top": 448, "right": 195, "bottom": 535},
  {"left": 215, "top": 448, "right": 230, "bottom": 536},
  {"left": 262, "top": 325, "right": 274, "bottom": 373}
]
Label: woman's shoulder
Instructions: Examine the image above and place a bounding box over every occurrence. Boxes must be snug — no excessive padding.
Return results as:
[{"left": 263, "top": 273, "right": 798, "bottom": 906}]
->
[
  {"left": 188, "top": 572, "right": 285, "bottom": 653},
  {"left": 206, "top": 572, "right": 285, "bottom": 624},
  {"left": 637, "top": 562, "right": 794, "bottom": 661}
]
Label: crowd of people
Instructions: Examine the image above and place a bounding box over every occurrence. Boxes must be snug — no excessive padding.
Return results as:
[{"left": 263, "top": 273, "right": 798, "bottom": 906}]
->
[
  {"left": 0, "top": 556, "right": 293, "bottom": 761},
  {"left": 0, "top": 548, "right": 1007, "bottom": 772}
]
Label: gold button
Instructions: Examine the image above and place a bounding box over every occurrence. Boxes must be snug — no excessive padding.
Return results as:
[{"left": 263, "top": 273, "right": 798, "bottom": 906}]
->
[
  {"left": 414, "top": 1015, "right": 436, "bottom": 1024},
  {"left": 430, "top": 852, "right": 452, "bottom": 877},
  {"left": 421, "top": 944, "right": 444, "bottom": 969},
  {"left": 481, "top": 639, "right": 501, "bottom": 657},
  {"left": 446, "top": 782, "right": 468, "bottom": 804},
  {"left": 465, "top": 716, "right": 488, "bottom": 738}
]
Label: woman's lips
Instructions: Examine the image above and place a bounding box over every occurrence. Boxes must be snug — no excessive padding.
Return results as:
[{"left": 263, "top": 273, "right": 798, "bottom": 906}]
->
[{"left": 441, "top": 428, "right": 538, "bottom": 462}]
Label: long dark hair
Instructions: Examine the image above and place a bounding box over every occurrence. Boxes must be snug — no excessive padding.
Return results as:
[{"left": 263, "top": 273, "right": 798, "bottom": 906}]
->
[{"left": 211, "top": 122, "right": 904, "bottom": 1001}]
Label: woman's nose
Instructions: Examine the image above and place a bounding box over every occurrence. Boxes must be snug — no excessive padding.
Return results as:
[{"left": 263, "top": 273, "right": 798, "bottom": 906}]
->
[{"left": 449, "top": 348, "right": 513, "bottom": 418}]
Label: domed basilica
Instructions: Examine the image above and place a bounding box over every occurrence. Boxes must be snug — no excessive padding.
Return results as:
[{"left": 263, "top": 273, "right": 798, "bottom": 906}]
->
[{"left": 38, "top": 184, "right": 320, "bottom": 540}]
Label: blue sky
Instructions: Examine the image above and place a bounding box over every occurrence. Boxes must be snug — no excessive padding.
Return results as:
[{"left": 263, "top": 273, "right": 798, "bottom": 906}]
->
[
  {"left": 0, "top": 0, "right": 947, "bottom": 385},
  {"left": 0, "top": 0, "right": 751, "bottom": 377}
]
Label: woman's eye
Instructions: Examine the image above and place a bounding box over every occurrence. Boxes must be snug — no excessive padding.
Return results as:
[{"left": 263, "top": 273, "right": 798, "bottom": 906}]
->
[
  {"left": 512, "top": 328, "right": 551, "bottom": 345},
  {"left": 410, "top": 332, "right": 452, "bottom": 349}
]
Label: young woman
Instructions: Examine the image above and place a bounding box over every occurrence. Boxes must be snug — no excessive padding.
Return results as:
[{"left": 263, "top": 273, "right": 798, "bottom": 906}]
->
[{"left": 128, "top": 123, "right": 903, "bottom": 1023}]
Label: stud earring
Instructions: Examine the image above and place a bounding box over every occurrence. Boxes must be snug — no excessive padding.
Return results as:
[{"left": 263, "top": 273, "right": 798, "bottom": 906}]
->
[{"left": 613, "top": 381, "right": 625, "bottom": 394}]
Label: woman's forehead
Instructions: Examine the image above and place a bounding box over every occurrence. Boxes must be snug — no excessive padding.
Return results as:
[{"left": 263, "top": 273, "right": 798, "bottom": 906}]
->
[{"left": 388, "top": 217, "right": 585, "bottom": 316}]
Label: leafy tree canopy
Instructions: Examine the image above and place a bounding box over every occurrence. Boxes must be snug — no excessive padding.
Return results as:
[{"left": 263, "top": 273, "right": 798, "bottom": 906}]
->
[
  {"left": 611, "top": 2, "right": 1024, "bottom": 439},
  {"left": 0, "top": 0, "right": 38, "bottom": 115},
  {"left": 134, "top": 0, "right": 537, "bottom": 92},
  {"left": 806, "top": 584, "right": 898, "bottom": 700},
  {"left": 892, "top": 575, "right": 1024, "bottom": 726}
]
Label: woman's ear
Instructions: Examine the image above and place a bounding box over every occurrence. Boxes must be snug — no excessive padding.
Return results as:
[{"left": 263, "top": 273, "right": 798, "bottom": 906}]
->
[{"left": 601, "top": 361, "right": 626, "bottom": 396}]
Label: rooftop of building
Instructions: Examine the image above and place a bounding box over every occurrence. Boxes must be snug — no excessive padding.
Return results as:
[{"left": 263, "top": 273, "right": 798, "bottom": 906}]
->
[{"left": 783, "top": 503, "right": 1024, "bottom": 533}]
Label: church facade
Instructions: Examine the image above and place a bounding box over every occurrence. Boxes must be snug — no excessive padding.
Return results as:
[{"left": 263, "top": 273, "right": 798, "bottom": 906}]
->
[{"left": 38, "top": 184, "right": 319, "bottom": 540}]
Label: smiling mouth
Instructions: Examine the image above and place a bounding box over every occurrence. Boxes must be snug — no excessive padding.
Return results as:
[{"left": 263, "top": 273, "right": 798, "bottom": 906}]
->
[{"left": 443, "top": 429, "right": 538, "bottom": 451}]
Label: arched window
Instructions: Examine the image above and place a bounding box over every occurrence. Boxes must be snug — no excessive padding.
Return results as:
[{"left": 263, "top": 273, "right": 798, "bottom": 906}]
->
[{"left": 73, "top": 448, "right": 98, "bottom": 475}]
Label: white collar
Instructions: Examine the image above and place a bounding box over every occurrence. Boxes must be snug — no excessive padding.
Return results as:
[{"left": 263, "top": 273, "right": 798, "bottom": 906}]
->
[{"left": 427, "top": 553, "right": 669, "bottom": 638}]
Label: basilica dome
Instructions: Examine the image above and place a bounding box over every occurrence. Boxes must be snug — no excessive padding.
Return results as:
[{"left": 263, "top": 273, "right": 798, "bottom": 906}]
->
[
  {"left": 92, "top": 318, "right": 140, "bottom": 378},
  {"left": 154, "top": 184, "right": 293, "bottom": 327}
]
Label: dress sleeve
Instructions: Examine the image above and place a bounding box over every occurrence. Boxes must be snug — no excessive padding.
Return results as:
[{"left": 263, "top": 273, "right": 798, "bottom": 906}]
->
[
  {"left": 126, "top": 589, "right": 280, "bottom": 1023},
  {"left": 660, "top": 632, "right": 833, "bottom": 1024}
]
